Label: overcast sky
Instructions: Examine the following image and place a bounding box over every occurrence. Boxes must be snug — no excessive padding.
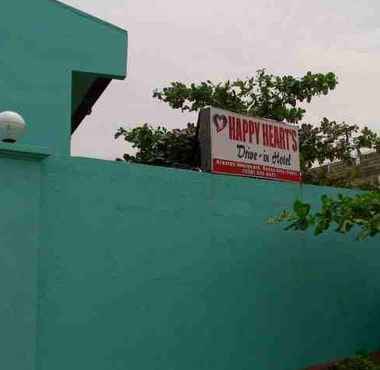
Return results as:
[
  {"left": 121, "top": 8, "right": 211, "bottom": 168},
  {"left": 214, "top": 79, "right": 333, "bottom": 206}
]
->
[{"left": 66, "top": 0, "right": 380, "bottom": 160}]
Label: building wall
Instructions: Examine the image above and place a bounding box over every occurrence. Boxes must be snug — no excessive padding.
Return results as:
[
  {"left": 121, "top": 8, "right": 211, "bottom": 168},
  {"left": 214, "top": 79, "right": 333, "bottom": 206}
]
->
[
  {"left": 0, "top": 0, "right": 127, "bottom": 155},
  {"left": 1, "top": 153, "right": 380, "bottom": 370},
  {"left": 313, "top": 151, "right": 380, "bottom": 187},
  {"left": 0, "top": 156, "right": 41, "bottom": 370}
]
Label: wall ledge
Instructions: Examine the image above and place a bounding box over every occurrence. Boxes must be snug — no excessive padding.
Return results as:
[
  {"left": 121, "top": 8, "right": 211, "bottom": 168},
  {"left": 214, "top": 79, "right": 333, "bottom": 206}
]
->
[{"left": 0, "top": 143, "right": 51, "bottom": 160}]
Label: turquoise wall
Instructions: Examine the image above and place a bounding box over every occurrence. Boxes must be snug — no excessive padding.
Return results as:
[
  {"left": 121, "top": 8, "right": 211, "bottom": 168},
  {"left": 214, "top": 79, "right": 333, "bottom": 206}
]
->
[
  {"left": 2, "top": 3, "right": 377, "bottom": 369},
  {"left": 0, "top": 0, "right": 127, "bottom": 155},
  {"left": 0, "top": 156, "right": 41, "bottom": 370},
  {"left": 1, "top": 149, "right": 379, "bottom": 370}
]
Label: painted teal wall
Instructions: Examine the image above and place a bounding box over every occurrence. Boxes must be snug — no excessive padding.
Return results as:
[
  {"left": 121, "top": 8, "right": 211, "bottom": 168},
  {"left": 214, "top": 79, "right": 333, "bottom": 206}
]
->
[
  {"left": 1, "top": 3, "right": 377, "bottom": 369},
  {"left": 1, "top": 150, "right": 379, "bottom": 370},
  {"left": 0, "top": 156, "right": 41, "bottom": 370},
  {"left": 0, "top": 0, "right": 127, "bottom": 155}
]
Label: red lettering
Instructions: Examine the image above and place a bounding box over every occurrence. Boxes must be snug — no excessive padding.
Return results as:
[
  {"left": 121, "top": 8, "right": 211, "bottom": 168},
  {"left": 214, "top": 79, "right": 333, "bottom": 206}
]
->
[
  {"left": 254, "top": 122, "right": 260, "bottom": 145},
  {"left": 236, "top": 118, "right": 243, "bottom": 141},
  {"left": 262, "top": 124, "right": 269, "bottom": 146},
  {"left": 229, "top": 116, "right": 236, "bottom": 140},
  {"left": 291, "top": 130, "right": 298, "bottom": 152},
  {"left": 242, "top": 119, "right": 249, "bottom": 142},
  {"left": 273, "top": 126, "right": 279, "bottom": 148},
  {"left": 279, "top": 127, "right": 285, "bottom": 149},
  {"left": 248, "top": 121, "right": 255, "bottom": 143},
  {"left": 285, "top": 129, "right": 291, "bottom": 150},
  {"left": 269, "top": 125, "right": 274, "bottom": 147}
]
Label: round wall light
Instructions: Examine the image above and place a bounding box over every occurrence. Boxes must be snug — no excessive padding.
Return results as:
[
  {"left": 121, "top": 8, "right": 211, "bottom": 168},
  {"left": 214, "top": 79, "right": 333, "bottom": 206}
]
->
[{"left": 0, "top": 111, "right": 27, "bottom": 143}]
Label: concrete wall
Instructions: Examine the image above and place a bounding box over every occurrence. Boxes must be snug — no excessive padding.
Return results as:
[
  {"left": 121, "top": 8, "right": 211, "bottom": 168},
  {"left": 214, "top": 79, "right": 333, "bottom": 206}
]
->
[
  {"left": 1, "top": 150, "right": 380, "bottom": 370},
  {"left": 0, "top": 155, "right": 42, "bottom": 370},
  {"left": 0, "top": 0, "right": 127, "bottom": 155},
  {"left": 312, "top": 151, "right": 380, "bottom": 187}
]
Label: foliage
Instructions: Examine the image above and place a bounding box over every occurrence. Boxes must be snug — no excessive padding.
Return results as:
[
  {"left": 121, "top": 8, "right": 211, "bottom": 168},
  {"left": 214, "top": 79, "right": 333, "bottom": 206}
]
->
[
  {"left": 268, "top": 192, "right": 380, "bottom": 239},
  {"left": 299, "top": 119, "right": 380, "bottom": 174},
  {"left": 115, "top": 123, "right": 199, "bottom": 169},
  {"left": 117, "top": 70, "right": 379, "bottom": 179},
  {"left": 117, "top": 70, "right": 379, "bottom": 240},
  {"left": 116, "top": 116, "right": 379, "bottom": 180},
  {"left": 327, "top": 354, "right": 380, "bottom": 370},
  {"left": 118, "top": 69, "right": 338, "bottom": 169},
  {"left": 153, "top": 69, "right": 337, "bottom": 124}
]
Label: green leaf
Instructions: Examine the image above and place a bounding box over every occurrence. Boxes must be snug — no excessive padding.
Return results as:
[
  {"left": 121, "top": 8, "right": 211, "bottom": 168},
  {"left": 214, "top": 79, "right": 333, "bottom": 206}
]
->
[{"left": 293, "top": 200, "right": 311, "bottom": 218}]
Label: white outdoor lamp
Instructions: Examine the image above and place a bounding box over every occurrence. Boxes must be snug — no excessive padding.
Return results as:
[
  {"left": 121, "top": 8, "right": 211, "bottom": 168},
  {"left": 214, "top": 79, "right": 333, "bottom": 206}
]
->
[{"left": 0, "top": 111, "right": 27, "bottom": 143}]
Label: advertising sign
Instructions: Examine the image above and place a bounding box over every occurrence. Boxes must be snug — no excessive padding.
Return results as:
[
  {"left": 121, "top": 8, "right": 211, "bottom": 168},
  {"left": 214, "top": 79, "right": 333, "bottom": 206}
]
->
[{"left": 198, "top": 107, "right": 301, "bottom": 182}]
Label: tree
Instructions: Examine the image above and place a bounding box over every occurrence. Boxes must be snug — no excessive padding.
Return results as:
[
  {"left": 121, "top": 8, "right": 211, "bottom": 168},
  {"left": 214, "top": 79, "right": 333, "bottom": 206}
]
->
[
  {"left": 118, "top": 69, "right": 338, "bottom": 170},
  {"left": 153, "top": 69, "right": 337, "bottom": 124},
  {"left": 300, "top": 118, "right": 380, "bottom": 182},
  {"left": 116, "top": 69, "right": 379, "bottom": 176},
  {"left": 115, "top": 70, "right": 379, "bottom": 239},
  {"left": 116, "top": 118, "right": 379, "bottom": 177},
  {"left": 268, "top": 120, "right": 380, "bottom": 240},
  {"left": 115, "top": 123, "right": 199, "bottom": 169}
]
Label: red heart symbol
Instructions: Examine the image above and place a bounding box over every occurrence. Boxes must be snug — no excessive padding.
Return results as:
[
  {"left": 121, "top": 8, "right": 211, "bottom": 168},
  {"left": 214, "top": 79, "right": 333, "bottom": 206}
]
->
[{"left": 213, "top": 114, "right": 227, "bottom": 133}]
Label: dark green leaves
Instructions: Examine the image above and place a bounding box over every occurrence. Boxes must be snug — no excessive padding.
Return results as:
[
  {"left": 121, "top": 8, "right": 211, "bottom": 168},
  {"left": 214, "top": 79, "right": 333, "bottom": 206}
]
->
[
  {"left": 153, "top": 69, "right": 338, "bottom": 124},
  {"left": 299, "top": 118, "right": 380, "bottom": 177},
  {"left": 283, "top": 200, "right": 314, "bottom": 231},
  {"left": 115, "top": 123, "right": 199, "bottom": 170},
  {"left": 270, "top": 192, "right": 380, "bottom": 239},
  {"left": 293, "top": 199, "right": 311, "bottom": 218}
]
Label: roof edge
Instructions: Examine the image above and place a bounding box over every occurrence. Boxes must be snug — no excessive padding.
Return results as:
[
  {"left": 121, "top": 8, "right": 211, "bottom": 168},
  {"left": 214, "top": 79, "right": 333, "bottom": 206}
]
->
[
  {"left": 50, "top": 0, "right": 127, "bottom": 34},
  {"left": 71, "top": 75, "right": 111, "bottom": 134}
]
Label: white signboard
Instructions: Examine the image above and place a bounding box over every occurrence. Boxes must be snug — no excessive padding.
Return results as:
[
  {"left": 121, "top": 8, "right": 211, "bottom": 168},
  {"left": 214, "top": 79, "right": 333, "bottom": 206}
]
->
[{"left": 202, "top": 107, "right": 301, "bottom": 182}]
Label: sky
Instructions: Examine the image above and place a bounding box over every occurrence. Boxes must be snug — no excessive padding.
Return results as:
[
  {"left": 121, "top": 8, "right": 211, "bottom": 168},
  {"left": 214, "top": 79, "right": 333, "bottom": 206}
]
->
[{"left": 66, "top": 0, "right": 380, "bottom": 160}]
